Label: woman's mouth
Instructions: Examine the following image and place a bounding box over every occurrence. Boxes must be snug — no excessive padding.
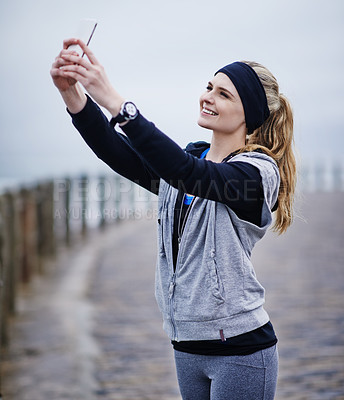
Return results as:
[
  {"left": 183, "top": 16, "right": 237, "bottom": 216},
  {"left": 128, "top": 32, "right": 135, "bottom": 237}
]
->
[{"left": 201, "top": 107, "right": 218, "bottom": 116}]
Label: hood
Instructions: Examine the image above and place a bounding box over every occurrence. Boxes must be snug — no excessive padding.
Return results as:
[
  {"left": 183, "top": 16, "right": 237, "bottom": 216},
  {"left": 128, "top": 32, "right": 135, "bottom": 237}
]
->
[{"left": 184, "top": 141, "right": 210, "bottom": 156}]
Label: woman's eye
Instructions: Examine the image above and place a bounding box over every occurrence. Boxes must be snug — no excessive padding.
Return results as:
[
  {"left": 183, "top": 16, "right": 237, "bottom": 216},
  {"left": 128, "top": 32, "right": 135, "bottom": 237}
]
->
[
  {"left": 220, "top": 91, "right": 229, "bottom": 98},
  {"left": 206, "top": 85, "right": 212, "bottom": 91}
]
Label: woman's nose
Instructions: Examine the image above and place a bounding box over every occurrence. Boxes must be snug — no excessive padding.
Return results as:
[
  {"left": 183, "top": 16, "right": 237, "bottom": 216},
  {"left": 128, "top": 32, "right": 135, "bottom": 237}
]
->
[{"left": 201, "top": 91, "right": 214, "bottom": 104}]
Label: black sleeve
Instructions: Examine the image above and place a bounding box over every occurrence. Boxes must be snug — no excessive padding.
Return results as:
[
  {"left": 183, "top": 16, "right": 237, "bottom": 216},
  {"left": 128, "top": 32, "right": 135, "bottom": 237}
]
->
[
  {"left": 68, "top": 95, "right": 160, "bottom": 195},
  {"left": 121, "top": 113, "right": 264, "bottom": 225}
]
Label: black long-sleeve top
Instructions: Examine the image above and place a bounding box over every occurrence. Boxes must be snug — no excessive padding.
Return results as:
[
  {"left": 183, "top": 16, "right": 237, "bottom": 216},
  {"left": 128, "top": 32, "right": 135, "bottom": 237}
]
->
[
  {"left": 69, "top": 95, "right": 264, "bottom": 225},
  {"left": 68, "top": 95, "right": 277, "bottom": 355}
]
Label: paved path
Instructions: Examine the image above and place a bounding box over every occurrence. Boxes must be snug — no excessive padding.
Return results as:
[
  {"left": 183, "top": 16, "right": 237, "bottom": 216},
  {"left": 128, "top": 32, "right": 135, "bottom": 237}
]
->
[
  {"left": 252, "top": 192, "right": 344, "bottom": 400},
  {"left": 1, "top": 192, "right": 343, "bottom": 399}
]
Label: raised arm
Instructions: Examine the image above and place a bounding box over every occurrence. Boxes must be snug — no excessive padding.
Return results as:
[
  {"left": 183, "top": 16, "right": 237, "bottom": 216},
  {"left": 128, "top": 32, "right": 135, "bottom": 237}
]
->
[
  {"left": 120, "top": 115, "right": 264, "bottom": 225},
  {"left": 50, "top": 39, "right": 160, "bottom": 194},
  {"left": 51, "top": 39, "right": 264, "bottom": 221}
]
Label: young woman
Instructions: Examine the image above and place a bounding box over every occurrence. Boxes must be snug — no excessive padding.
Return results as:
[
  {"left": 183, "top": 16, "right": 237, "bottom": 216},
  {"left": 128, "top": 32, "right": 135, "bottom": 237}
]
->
[{"left": 51, "top": 38, "right": 296, "bottom": 400}]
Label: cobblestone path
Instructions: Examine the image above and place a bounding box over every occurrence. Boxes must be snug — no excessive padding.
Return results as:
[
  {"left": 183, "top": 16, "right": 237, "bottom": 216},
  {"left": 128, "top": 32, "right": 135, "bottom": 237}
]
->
[
  {"left": 252, "top": 192, "right": 344, "bottom": 399},
  {"left": 87, "top": 219, "right": 180, "bottom": 400}
]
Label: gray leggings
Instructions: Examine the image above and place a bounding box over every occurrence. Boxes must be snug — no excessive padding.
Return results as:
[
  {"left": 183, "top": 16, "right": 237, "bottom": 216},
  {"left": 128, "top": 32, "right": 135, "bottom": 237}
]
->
[{"left": 174, "top": 345, "right": 278, "bottom": 400}]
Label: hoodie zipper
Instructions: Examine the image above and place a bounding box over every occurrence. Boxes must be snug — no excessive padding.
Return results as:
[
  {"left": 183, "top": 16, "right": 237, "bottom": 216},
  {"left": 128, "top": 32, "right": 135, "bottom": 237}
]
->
[
  {"left": 167, "top": 147, "right": 207, "bottom": 340},
  {"left": 166, "top": 147, "right": 239, "bottom": 340},
  {"left": 169, "top": 194, "right": 197, "bottom": 341},
  {"left": 177, "top": 194, "right": 196, "bottom": 245},
  {"left": 168, "top": 275, "right": 176, "bottom": 339}
]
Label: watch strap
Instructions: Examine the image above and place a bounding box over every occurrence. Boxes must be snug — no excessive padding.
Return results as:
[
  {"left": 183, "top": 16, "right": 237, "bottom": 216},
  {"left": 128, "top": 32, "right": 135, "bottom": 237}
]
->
[{"left": 110, "top": 101, "right": 138, "bottom": 128}]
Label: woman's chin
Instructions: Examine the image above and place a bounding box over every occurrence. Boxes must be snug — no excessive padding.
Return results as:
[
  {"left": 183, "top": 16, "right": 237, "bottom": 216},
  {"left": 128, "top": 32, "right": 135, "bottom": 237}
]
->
[{"left": 197, "top": 117, "right": 212, "bottom": 130}]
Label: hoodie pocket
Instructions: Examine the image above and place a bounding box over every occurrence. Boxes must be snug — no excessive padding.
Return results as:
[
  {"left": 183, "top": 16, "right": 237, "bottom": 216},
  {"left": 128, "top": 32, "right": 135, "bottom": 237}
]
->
[
  {"left": 157, "top": 218, "right": 164, "bottom": 255},
  {"left": 206, "top": 256, "right": 225, "bottom": 303},
  {"left": 157, "top": 209, "right": 165, "bottom": 256}
]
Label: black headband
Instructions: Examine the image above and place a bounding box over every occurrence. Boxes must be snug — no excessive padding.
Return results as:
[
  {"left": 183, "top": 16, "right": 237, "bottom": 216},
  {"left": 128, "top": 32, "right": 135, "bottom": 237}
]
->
[{"left": 215, "top": 62, "right": 270, "bottom": 134}]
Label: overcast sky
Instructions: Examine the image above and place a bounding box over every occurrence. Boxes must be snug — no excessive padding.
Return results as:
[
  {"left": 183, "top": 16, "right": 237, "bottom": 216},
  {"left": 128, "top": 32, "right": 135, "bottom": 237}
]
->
[{"left": 1, "top": 0, "right": 343, "bottom": 187}]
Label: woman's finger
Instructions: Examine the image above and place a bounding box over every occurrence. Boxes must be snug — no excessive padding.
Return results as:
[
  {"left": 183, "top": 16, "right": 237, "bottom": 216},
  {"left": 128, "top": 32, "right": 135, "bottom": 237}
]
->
[
  {"left": 60, "top": 53, "right": 92, "bottom": 71},
  {"left": 59, "top": 48, "right": 80, "bottom": 58},
  {"left": 50, "top": 65, "right": 60, "bottom": 78},
  {"left": 53, "top": 55, "right": 76, "bottom": 68},
  {"left": 60, "top": 63, "right": 89, "bottom": 78},
  {"left": 52, "top": 59, "right": 67, "bottom": 71},
  {"left": 59, "top": 68, "right": 88, "bottom": 86},
  {"left": 74, "top": 39, "right": 99, "bottom": 65},
  {"left": 63, "top": 38, "right": 79, "bottom": 50},
  {"left": 50, "top": 64, "right": 69, "bottom": 80}
]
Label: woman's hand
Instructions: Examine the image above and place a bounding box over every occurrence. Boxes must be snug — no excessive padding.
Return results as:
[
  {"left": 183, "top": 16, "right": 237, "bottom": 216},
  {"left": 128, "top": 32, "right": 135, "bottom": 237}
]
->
[
  {"left": 57, "top": 38, "right": 125, "bottom": 116},
  {"left": 50, "top": 42, "right": 83, "bottom": 92},
  {"left": 51, "top": 42, "right": 88, "bottom": 113}
]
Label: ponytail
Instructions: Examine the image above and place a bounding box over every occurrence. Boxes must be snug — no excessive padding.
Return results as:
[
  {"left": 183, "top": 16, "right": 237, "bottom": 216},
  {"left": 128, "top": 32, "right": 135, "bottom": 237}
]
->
[{"left": 240, "top": 61, "right": 297, "bottom": 234}]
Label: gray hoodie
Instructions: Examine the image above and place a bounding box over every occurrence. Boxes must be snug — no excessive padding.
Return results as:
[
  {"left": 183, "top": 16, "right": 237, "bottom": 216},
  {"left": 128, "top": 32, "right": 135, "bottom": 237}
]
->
[{"left": 155, "top": 151, "right": 280, "bottom": 342}]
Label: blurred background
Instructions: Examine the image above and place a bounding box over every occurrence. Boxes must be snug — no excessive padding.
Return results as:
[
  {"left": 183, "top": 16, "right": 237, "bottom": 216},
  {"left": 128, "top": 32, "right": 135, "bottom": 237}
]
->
[
  {"left": 1, "top": 0, "right": 343, "bottom": 189},
  {"left": 0, "top": 1, "right": 344, "bottom": 399}
]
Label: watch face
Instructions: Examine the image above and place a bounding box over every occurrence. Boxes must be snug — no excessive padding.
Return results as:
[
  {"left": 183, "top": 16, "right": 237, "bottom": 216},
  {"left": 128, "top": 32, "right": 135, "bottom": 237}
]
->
[{"left": 124, "top": 102, "right": 137, "bottom": 118}]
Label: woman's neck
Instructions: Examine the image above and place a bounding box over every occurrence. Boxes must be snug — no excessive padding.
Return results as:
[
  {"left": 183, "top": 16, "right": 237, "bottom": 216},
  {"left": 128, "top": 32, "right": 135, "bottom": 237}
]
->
[{"left": 206, "top": 131, "right": 246, "bottom": 163}]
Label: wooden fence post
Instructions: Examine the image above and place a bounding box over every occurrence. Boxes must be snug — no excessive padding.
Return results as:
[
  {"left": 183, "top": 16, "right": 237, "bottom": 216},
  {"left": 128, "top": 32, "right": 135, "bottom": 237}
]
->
[
  {"left": 332, "top": 162, "right": 343, "bottom": 191},
  {"left": 0, "top": 195, "right": 5, "bottom": 348},
  {"left": 0, "top": 194, "right": 4, "bottom": 398},
  {"left": 113, "top": 174, "right": 121, "bottom": 223},
  {"left": 35, "top": 184, "right": 44, "bottom": 273},
  {"left": 19, "top": 188, "right": 38, "bottom": 284},
  {"left": 5, "top": 193, "right": 20, "bottom": 317},
  {"left": 45, "top": 180, "right": 56, "bottom": 257},
  {"left": 98, "top": 175, "right": 106, "bottom": 229},
  {"left": 35, "top": 181, "right": 56, "bottom": 272},
  {"left": 129, "top": 180, "right": 135, "bottom": 220},
  {"left": 64, "top": 177, "right": 71, "bottom": 246},
  {"left": 79, "top": 175, "right": 88, "bottom": 238},
  {"left": 0, "top": 192, "right": 20, "bottom": 346}
]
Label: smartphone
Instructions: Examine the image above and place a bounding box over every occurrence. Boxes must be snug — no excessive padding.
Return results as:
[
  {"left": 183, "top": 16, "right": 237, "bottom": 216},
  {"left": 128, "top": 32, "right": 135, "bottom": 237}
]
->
[{"left": 68, "top": 18, "right": 98, "bottom": 57}]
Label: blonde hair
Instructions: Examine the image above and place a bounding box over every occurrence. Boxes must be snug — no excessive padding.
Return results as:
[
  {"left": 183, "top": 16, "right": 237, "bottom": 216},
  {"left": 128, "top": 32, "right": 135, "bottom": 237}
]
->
[{"left": 240, "top": 61, "right": 296, "bottom": 234}]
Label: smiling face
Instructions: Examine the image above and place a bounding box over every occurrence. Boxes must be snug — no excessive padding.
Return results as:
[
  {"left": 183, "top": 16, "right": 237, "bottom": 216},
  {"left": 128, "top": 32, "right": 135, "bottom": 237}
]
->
[{"left": 197, "top": 72, "right": 246, "bottom": 136}]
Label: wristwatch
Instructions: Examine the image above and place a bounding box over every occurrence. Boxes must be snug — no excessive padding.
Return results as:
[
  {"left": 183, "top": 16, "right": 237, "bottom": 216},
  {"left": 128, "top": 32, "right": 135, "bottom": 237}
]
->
[{"left": 110, "top": 101, "right": 139, "bottom": 127}]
